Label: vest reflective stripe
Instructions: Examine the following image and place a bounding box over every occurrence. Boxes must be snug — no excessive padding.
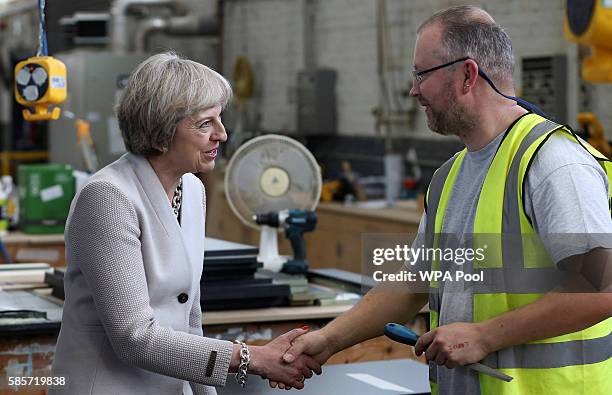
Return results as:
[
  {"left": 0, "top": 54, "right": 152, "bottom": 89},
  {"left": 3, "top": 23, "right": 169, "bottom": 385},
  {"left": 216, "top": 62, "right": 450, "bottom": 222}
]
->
[
  {"left": 426, "top": 350, "right": 612, "bottom": 392},
  {"left": 481, "top": 331, "right": 612, "bottom": 369},
  {"left": 425, "top": 151, "right": 463, "bottom": 394},
  {"left": 472, "top": 114, "right": 545, "bottom": 268},
  {"left": 480, "top": 359, "right": 612, "bottom": 395},
  {"left": 425, "top": 154, "right": 458, "bottom": 240},
  {"left": 495, "top": 122, "right": 566, "bottom": 288},
  {"left": 429, "top": 363, "right": 439, "bottom": 395},
  {"left": 433, "top": 151, "right": 466, "bottom": 238},
  {"left": 425, "top": 113, "right": 612, "bottom": 394},
  {"left": 471, "top": 266, "right": 562, "bottom": 294},
  {"left": 429, "top": 361, "right": 438, "bottom": 382},
  {"left": 429, "top": 290, "right": 441, "bottom": 312},
  {"left": 426, "top": 151, "right": 465, "bottom": 296},
  {"left": 426, "top": 152, "right": 461, "bottom": 338},
  {"left": 502, "top": 120, "right": 562, "bottom": 235}
]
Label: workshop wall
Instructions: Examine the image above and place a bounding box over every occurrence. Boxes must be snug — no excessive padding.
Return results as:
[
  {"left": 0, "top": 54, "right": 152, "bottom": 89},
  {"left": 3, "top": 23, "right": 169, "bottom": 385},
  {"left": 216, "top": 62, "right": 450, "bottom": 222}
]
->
[{"left": 222, "top": 0, "right": 612, "bottom": 138}]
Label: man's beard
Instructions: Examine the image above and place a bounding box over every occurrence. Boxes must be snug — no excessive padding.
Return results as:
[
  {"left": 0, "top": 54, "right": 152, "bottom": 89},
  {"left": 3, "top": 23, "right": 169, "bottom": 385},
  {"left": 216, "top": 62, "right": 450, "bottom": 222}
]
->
[{"left": 425, "top": 82, "right": 479, "bottom": 136}]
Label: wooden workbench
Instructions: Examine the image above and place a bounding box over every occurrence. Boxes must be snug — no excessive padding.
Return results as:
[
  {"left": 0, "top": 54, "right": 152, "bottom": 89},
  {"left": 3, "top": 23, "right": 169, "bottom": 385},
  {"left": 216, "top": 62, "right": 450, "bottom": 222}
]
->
[
  {"left": 204, "top": 304, "right": 353, "bottom": 325},
  {"left": 308, "top": 201, "right": 421, "bottom": 273},
  {"left": 317, "top": 200, "right": 422, "bottom": 225}
]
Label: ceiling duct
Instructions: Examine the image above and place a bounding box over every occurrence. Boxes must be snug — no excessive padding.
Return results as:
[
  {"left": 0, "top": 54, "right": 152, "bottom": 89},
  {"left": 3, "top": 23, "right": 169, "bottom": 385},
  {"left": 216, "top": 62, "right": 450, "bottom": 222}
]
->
[
  {"left": 110, "top": 0, "right": 177, "bottom": 52},
  {"left": 135, "top": 15, "right": 219, "bottom": 52}
]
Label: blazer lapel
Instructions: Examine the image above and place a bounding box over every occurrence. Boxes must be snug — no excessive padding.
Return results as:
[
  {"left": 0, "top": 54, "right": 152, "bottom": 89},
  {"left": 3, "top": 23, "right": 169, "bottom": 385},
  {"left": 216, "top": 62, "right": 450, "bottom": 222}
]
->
[
  {"left": 125, "top": 154, "right": 200, "bottom": 282},
  {"left": 126, "top": 153, "right": 192, "bottom": 245}
]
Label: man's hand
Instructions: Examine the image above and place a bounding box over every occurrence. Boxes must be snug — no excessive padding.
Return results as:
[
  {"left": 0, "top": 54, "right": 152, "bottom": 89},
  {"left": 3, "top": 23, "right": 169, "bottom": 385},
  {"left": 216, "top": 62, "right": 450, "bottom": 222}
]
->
[
  {"left": 269, "top": 330, "right": 332, "bottom": 389},
  {"left": 414, "top": 322, "right": 490, "bottom": 369},
  {"left": 249, "top": 328, "right": 321, "bottom": 389}
]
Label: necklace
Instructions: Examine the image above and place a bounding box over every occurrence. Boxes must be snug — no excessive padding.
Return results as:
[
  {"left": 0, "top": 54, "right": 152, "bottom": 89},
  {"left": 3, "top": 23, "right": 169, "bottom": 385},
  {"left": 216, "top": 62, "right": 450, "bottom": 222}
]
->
[{"left": 172, "top": 178, "right": 182, "bottom": 219}]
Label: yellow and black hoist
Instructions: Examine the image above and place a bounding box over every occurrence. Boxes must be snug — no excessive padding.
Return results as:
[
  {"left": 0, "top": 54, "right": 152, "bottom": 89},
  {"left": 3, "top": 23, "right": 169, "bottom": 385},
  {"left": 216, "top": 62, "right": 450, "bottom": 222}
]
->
[{"left": 13, "top": 0, "right": 67, "bottom": 121}]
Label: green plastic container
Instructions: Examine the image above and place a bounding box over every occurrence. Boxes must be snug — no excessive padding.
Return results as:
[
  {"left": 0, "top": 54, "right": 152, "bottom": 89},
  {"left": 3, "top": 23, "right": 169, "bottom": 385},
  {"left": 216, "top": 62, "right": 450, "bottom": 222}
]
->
[{"left": 18, "top": 164, "right": 75, "bottom": 234}]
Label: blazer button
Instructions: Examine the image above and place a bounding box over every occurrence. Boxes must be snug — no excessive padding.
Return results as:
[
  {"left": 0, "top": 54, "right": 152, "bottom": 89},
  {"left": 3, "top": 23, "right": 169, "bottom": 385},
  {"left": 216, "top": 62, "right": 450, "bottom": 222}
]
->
[{"left": 177, "top": 293, "right": 189, "bottom": 304}]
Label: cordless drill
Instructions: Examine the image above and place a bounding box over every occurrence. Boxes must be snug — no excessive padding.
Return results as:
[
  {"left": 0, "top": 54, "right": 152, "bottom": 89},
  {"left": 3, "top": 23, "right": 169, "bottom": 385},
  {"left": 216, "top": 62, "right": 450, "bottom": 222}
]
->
[{"left": 253, "top": 209, "right": 317, "bottom": 274}]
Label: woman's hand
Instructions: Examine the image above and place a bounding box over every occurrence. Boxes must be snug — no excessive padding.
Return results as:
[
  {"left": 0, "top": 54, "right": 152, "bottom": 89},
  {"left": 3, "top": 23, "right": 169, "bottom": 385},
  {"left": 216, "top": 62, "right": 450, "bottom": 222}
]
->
[
  {"left": 270, "top": 329, "right": 333, "bottom": 389},
  {"left": 248, "top": 327, "right": 321, "bottom": 389}
]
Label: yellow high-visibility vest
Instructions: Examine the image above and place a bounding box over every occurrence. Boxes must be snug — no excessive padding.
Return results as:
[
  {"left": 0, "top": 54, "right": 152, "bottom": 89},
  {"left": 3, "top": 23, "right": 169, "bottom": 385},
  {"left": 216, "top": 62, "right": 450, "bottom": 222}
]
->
[{"left": 425, "top": 113, "right": 612, "bottom": 394}]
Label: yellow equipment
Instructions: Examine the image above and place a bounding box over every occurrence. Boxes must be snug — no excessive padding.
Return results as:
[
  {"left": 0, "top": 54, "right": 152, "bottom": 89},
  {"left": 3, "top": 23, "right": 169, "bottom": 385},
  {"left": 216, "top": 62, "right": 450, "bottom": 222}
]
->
[
  {"left": 75, "top": 119, "right": 99, "bottom": 173},
  {"left": 565, "top": 1, "right": 612, "bottom": 158},
  {"left": 564, "top": 0, "right": 612, "bottom": 82},
  {"left": 577, "top": 112, "right": 612, "bottom": 158},
  {"left": 321, "top": 180, "right": 341, "bottom": 202},
  {"left": 232, "top": 56, "right": 255, "bottom": 105},
  {"left": 14, "top": 56, "right": 67, "bottom": 121}
]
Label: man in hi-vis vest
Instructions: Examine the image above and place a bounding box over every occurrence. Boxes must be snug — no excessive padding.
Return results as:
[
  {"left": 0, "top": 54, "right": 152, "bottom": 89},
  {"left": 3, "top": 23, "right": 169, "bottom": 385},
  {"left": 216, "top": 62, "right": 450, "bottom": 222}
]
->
[{"left": 274, "top": 5, "right": 612, "bottom": 395}]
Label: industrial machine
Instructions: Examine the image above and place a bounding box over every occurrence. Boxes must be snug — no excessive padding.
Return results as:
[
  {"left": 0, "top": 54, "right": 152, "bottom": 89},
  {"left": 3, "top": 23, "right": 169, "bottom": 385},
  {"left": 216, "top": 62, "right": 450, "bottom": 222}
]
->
[
  {"left": 565, "top": 0, "right": 612, "bottom": 82},
  {"left": 565, "top": 0, "right": 612, "bottom": 158},
  {"left": 224, "top": 134, "right": 322, "bottom": 273}
]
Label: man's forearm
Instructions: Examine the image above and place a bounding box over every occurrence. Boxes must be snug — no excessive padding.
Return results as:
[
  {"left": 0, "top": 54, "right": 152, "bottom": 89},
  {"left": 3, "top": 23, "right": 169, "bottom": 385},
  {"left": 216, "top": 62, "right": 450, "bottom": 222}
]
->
[
  {"left": 480, "top": 292, "right": 612, "bottom": 353},
  {"left": 321, "top": 283, "right": 428, "bottom": 354}
]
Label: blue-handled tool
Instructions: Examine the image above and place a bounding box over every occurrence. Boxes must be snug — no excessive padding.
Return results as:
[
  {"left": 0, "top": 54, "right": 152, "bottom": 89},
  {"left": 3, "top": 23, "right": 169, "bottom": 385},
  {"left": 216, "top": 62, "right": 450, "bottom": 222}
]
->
[{"left": 384, "top": 323, "right": 513, "bottom": 382}]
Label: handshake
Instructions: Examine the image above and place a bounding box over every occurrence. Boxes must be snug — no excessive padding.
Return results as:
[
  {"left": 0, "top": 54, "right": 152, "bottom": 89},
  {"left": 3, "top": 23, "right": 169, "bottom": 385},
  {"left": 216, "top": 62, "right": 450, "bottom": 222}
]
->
[{"left": 236, "top": 326, "right": 333, "bottom": 390}]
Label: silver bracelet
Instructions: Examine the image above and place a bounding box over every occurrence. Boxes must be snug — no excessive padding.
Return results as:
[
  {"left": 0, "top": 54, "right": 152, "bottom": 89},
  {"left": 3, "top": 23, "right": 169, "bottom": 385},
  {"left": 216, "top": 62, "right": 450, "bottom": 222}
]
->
[{"left": 234, "top": 340, "right": 250, "bottom": 388}]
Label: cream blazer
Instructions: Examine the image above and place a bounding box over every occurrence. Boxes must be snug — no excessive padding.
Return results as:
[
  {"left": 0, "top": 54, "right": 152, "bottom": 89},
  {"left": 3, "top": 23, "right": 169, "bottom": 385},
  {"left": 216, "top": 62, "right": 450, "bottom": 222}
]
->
[{"left": 51, "top": 153, "right": 233, "bottom": 395}]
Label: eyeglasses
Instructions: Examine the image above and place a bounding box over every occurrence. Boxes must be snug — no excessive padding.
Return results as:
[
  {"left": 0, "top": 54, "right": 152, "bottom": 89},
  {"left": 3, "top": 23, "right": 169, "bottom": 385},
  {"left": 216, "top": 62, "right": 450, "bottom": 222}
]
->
[{"left": 412, "top": 56, "right": 470, "bottom": 84}]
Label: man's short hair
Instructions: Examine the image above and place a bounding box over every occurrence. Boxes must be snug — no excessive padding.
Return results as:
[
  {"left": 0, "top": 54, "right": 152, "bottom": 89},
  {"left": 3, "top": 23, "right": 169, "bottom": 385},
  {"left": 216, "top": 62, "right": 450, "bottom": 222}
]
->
[
  {"left": 117, "top": 52, "right": 232, "bottom": 156},
  {"left": 418, "top": 5, "right": 514, "bottom": 87}
]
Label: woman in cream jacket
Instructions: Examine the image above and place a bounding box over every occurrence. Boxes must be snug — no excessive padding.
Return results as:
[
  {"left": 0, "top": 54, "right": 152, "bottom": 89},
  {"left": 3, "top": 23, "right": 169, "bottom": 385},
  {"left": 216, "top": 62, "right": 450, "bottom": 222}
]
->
[{"left": 51, "top": 52, "right": 318, "bottom": 395}]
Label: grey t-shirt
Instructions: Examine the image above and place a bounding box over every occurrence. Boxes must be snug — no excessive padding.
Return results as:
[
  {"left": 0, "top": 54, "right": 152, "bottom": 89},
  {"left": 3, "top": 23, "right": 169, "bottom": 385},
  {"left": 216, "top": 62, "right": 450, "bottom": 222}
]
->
[{"left": 414, "top": 127, "right": 612, "bottom": 394}]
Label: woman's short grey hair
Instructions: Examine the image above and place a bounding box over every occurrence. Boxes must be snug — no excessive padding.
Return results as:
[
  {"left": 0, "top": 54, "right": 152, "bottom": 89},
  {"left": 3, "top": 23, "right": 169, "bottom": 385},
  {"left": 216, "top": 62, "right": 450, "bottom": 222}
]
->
[
  {"left": 117, "top": 52, "right": 232, "bottom": 156},
  {"left": 418, "top": 5, "right": 514, "bottom": 87}
]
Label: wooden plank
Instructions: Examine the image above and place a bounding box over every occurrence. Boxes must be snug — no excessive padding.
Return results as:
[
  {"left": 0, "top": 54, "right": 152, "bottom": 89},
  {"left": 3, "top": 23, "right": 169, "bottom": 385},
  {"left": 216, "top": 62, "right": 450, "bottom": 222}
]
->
[
  {"left": 2, "top": 232, "right": 65, "bottom": 245},
  {"left": 0, "top": 263, "right": 50, "bottom": 271},
  {"left": 203, "top": 304, "right": 353, "bottom": 325},
  {"left": 0, "top": 270, "right": 50, "bottom": 284},
  {"left": 317, "top": 201, "right": 422, "bottom": 226}
]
